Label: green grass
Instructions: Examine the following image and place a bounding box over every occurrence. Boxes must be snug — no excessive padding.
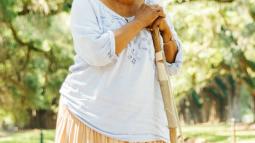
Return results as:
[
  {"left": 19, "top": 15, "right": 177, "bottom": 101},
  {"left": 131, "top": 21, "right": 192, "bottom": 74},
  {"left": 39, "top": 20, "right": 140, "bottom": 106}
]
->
[
  {"left": 182, "top": 123, "right": 255, "bottom": 143},
  {"left": 0, "top": 124, "right": 254, "bottom": 143},
  {"left": 0, "top": 129, "right": 55, "bottom": 143}
]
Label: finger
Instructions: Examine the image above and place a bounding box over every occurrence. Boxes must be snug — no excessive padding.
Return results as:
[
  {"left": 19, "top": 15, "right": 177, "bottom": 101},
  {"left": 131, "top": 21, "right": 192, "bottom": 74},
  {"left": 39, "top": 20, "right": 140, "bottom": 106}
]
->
[
  {"left": 152, "top": 18, "right": 160, "bottom": 28},
  {"left": 149, "top": 4, "right": 162, "bottom": 13},
  {"left": 157, "top": 7, "right": 166, "bottom": 17},
  {"left": 151, "top": 6, "right": 165, "bottom": 18},
  {"left": 158, "top": 10, "right": 166, "bottom": 18},
  {"left": 152, "top": 17, "right": 164, "bottom": 30},
  {"left": 146, "top": 25, "right": 152, "bottom": 31},
  {"left": 150, "top": 5, "right": 162, "bottom": 12}
]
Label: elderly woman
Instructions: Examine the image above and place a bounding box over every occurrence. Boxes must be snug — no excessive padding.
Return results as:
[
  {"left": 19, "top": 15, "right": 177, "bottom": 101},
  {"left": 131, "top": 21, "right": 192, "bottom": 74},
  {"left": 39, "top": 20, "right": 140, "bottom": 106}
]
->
[{"left": 54, "top": 0, "right": 182, "bottom": 142}]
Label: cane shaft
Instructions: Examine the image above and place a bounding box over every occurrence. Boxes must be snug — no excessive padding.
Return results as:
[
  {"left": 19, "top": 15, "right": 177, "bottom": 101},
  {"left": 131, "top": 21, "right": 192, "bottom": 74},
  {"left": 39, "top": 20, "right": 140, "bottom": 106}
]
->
[
  {"left": 151, "top": 28, "right": 161, "bottom": 53},
  {"left": 151, "top": 28, "right": 178, "bottom": 143}
]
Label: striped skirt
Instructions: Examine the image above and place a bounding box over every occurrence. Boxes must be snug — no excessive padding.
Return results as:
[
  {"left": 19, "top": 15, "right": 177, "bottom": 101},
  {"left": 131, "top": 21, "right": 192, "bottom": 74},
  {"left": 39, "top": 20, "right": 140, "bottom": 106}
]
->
[{"left": 54, "top": 97, "right": 166, "bottom": 143}]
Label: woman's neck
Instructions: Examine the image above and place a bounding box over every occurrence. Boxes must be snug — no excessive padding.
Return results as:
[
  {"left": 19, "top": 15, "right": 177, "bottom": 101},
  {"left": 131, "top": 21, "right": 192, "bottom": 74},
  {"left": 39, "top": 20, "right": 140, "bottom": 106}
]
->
[{"left": 101, "top": 0, "right": 144, "bottom": 17}]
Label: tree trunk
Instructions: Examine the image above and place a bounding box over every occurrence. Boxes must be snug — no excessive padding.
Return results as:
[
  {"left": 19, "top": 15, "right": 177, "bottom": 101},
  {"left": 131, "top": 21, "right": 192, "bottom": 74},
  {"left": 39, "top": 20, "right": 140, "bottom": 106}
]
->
[{"left": 24, "top": 109, "right": 56, "bottom": 129}]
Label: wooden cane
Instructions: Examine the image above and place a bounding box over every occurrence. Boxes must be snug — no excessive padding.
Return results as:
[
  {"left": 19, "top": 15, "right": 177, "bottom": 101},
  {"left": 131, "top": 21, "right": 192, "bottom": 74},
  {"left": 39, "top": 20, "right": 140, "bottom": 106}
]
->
[{"left": 151, "top": 27, "right": 178, "bottom": 143}]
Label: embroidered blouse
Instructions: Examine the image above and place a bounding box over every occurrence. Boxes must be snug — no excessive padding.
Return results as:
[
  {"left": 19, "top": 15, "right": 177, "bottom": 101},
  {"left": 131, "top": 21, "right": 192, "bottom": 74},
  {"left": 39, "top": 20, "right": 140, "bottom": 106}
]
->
[{"left": 59, "top": 0, "right": 183, "bottom": 142}]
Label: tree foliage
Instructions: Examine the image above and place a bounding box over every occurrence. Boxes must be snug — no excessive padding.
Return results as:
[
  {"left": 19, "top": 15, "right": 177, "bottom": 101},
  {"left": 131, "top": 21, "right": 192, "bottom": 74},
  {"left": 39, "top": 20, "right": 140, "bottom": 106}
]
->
[
  {"left": 0, "top": 0, "right": 73, "bottom": 128},
  {"left": 170, "top": 0, "right": 255, "bottom": 123},
  {"left": 0, "top": 0, "right": 254, "bottom": 128}
]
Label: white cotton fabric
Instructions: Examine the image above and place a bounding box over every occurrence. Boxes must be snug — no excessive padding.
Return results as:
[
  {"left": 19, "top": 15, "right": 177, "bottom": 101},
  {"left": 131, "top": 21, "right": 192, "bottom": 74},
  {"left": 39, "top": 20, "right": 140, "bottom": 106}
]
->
[{"left": 59, "top": 0, "right": 183, "bottom": 142}]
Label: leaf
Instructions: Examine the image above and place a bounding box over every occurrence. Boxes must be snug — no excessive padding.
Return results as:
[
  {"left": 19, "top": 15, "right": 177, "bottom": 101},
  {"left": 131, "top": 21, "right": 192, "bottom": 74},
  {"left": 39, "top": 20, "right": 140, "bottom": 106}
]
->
[
  {"left": 243, "top": 77, "right": 255, "bottom": 88},
  {"left": 242, "top": 23, "right": 255, "bottom": 37},
  {"left": 205, "top": 87, "right": 221, "bottom": 99},
  {"left": 191, "top": 89, "right": 203, "bottom": 108},
  {"left": 227, "top": 74, "right": 236, "bottom": 93},
  {"left": 246, "top": 59, "right": 255, "bottom": 71},
  {"left": 0, "top": 0, "right": 17, "bottom": 21},
  {"left": 214, "top": 76, "right": 228, "bottom": 97}
]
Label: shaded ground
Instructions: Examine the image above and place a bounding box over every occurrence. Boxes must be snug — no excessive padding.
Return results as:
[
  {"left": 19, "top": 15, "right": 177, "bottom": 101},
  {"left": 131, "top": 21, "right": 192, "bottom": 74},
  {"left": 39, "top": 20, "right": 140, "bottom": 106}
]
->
[{"left": 0, "top": 123, "right": 254, "bottom": 143}]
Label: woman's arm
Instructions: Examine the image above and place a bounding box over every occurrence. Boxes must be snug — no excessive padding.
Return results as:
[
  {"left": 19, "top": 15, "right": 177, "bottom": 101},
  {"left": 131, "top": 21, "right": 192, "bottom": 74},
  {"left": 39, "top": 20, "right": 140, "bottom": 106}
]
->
[
  {"left": 151, "top": 17, "right": 178, "bottom": 63},
  {"left": 161, "top": 27, "right": 178, "bottom": 63},
  {"left": 151, "top": 14, "right": 183, "bottom": 75},
  {"left": 70, "top": 0, "right": 164, "bottom": 67},
  {"left": 114, "top": 20, "right": 144, "bottom": 56},
  {"left": 114, "top": 4, "right": 165, "bottom": 56},
  {"left": 164, "top": 15, "right": 183, "bottom": 75}
]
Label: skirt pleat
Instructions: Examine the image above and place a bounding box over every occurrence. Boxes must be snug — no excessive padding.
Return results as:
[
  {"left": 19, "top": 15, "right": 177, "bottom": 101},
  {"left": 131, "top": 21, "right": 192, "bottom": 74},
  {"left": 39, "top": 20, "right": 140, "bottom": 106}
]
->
[{"left": 54, "top": 97, "right": 166, "bottom": 143}]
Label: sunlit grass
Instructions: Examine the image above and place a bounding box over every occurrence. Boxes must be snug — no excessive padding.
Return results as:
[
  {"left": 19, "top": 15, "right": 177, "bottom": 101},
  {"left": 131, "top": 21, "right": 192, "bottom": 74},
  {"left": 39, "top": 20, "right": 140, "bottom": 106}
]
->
[
  {"left": 0, "top": 129, "right": 55, "bottom": 143},
  {"left": 182, "top": 123, "right": 255, "bottom": 143},
  {"left": 0, "top": 124, "right": 254, "bottom": 143}
]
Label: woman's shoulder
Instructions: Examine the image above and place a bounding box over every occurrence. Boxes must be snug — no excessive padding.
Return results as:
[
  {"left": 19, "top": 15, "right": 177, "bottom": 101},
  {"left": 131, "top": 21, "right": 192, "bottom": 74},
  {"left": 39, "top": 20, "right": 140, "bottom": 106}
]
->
[
  {"left": 71, "top": 0, "right": 106, "bottom": 23},
  {"left": 71, "top": 0, "right": 93, "bottom": 14}
]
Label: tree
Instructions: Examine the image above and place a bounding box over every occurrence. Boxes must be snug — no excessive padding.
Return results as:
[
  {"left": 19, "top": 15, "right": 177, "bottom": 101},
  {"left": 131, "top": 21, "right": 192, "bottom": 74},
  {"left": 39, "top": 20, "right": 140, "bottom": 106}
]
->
[
  {"left": 0, "top": 0, "right": 254, "bottom": 128},
  {"left": 0, "top": 0, "right": 73, "bottom": 128},
  {"left": 169, "top": 0, "right": 255, "bottom": 123}
]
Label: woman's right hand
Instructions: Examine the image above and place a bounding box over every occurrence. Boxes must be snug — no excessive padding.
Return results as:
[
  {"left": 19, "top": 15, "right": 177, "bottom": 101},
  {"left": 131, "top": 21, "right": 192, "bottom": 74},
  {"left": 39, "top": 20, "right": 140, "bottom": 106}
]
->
[
  {"left": 134, "top": 4, "right": 165, "bottom": 28},
  {"left": 114, "top": 4, "right": 165, "bottom": 56}
]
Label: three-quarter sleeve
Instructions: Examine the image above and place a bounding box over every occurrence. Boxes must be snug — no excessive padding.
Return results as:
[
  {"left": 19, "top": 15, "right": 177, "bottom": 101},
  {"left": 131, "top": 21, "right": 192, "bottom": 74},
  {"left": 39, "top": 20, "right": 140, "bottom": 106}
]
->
[
  {"left": 164, "top": 13, "right": 183, "bottom": 76},
  {"left": 70, "top": 0, "right": 119, "bottom": 67}
]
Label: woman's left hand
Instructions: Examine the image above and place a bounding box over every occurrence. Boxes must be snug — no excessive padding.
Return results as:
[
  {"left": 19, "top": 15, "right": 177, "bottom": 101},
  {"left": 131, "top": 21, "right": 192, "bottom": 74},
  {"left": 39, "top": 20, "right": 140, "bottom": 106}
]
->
[
  {"left": 151, "top": 17, "right": 169, "bottom": 34},
  {"left": 149, "top": 15, "right": 178, "bottom": 63},
  {"left": 148, "top": 16, "right": 173, "bottom": 42},
  {"left": 149, "top": 17, "right": 174, "bottom": 44}
]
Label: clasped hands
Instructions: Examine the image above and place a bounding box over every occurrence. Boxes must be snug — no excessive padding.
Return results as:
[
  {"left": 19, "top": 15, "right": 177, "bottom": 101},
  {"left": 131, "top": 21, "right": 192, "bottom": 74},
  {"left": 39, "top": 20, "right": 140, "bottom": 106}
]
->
[
  {"left": 134, "top": 3, "right": 178, "bottom": 63},
  {"left": 134, "top": 4, "right": 170, "bottom": 35}
]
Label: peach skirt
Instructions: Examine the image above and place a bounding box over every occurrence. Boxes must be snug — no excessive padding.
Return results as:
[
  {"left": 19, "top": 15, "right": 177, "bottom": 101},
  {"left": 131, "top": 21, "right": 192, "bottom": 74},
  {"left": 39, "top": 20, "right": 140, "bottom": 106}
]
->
[{"left": 54, "top": 97, "right": 166, "bottom": 143}]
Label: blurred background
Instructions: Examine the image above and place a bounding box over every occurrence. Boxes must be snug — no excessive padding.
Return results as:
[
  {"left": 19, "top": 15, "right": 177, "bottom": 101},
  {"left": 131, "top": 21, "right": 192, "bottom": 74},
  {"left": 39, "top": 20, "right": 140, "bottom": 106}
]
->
[{"left": 0, "top": 0, "right": 254, "bottom": 142}]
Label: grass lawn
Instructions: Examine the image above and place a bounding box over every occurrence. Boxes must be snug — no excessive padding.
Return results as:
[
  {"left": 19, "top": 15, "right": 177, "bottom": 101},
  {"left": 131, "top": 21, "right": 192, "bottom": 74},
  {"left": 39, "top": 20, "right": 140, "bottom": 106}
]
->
[
  {"left": 183, "top": 123, "right": 255, "bottom": 143},
  {"left": 0, "top": 124, "right": 254, "bottom": 143},
  {"left": 0, "top": 129, "right": 55, "bottom": 143}
]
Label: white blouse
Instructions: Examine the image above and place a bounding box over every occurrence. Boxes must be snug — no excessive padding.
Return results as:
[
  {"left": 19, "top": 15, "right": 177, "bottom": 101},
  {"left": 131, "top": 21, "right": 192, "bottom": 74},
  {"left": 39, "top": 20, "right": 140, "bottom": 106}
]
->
[{"left": 59, "top": 0, "right": 183, "bottom": 142}]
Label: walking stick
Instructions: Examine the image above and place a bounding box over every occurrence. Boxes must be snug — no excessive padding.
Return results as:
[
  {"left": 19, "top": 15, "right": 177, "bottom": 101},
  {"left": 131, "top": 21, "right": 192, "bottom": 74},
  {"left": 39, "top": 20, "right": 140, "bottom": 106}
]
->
[{"left": 151, "top": 28, "right": 182, "bottom": 143}]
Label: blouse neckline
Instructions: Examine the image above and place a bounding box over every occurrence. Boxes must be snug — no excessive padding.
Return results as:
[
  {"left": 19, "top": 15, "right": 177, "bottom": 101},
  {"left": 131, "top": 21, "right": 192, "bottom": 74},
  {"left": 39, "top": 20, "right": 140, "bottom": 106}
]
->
[{"left": 95, "top": 0, "right": 146, "bottom": 21}]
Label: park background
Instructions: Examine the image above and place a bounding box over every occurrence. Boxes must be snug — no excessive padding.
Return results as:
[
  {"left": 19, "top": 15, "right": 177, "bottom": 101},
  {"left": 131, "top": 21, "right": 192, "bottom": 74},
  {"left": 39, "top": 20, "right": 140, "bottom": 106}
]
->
[{"left": 0, "top": 0, "right": 255, "bottom": 142}]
